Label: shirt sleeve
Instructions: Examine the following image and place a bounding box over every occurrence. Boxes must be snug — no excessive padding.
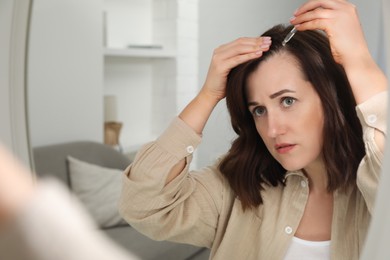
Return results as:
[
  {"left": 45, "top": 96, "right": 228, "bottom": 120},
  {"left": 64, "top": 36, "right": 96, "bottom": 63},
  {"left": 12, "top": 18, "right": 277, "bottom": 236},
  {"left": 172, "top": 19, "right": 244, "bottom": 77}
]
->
[
  {"left": 118, "top": 117, "right": 226, "bottom": 248},
  {"left": 355, "top": 91, "right": 388, "bottom": 214},
  {"left": 0, "top": 179, "right": 136, "bottom": 260}
]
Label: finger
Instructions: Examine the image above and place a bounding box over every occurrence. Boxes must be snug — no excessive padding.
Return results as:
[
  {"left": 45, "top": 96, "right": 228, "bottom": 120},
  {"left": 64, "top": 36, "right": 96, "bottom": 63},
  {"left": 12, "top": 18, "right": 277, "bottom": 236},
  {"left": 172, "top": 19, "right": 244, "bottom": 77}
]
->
[
  {"left": 215, "top": 37, "right": 271, "bottom": 62},
  {"left": 216, "top": 37, "right": 270, "bottom": 55},
  {"left": 222, "top": 50, "right": 267, "bottom": 71},
  {"left": 294, "top": 19, "right": 330, "bottom": 33},
  {"left": 218, "top": 40, "right": 271, "bottom": 61},
  {"left": 216, "top": 37, "right": 259, "bottom": 53},
  {"left": 294, "top": 0, "right": 343, "bottom": 16},
  {"left": 218, "top": 37, "right": 263, "bottom": 50},
  {"left": 291, "top": 8, "right": 334, "bottom": 26}
]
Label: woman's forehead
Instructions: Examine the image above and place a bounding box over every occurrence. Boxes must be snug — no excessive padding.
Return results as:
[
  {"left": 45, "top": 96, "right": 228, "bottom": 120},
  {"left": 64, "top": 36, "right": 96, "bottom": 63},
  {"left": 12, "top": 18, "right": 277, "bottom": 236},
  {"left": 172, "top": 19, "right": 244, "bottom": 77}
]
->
[{"left": 247, "top": 52, "right": 307, "bottom": 93}]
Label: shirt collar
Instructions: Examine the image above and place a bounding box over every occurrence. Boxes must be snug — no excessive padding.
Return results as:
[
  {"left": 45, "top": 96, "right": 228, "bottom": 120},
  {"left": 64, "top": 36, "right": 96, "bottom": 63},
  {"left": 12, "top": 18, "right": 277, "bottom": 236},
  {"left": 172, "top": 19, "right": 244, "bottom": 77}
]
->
[{"left": 284, "top": 170, "right": 307, "bottom": 181}]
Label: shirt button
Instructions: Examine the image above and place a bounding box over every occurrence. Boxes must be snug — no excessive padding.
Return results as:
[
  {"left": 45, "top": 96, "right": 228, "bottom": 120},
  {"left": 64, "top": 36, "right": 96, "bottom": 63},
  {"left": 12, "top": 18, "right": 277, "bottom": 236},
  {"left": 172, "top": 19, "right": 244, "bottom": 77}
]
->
[
  {"left": 367, "top": 114, "right": 377, "bottom": 124},
  {"left": 301, "top": 180, "right": 307, "bottom": 188},
  {"left": 285, "top": 226, "right": 293, "bottom": 235},
  {"left": 186, "top": 146, "right": 194, "bottom": 154}
]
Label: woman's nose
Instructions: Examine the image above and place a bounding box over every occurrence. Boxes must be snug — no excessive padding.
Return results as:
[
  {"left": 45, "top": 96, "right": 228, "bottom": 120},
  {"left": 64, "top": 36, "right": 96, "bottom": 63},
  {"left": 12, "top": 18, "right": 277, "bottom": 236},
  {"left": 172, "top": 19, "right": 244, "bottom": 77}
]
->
[{"left": 267, "top": 114, "right": 285, "bottom": 138}]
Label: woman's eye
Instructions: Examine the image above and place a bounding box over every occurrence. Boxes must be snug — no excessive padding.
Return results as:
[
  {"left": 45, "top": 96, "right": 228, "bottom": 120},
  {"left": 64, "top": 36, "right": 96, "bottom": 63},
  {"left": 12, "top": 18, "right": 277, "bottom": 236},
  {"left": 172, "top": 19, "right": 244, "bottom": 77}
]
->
[
  {"left": 281, "top": 97, "right": 296, "bottom": 107},
  {"left": 253, "top": 106, "right": 266, "bottom": 117}
]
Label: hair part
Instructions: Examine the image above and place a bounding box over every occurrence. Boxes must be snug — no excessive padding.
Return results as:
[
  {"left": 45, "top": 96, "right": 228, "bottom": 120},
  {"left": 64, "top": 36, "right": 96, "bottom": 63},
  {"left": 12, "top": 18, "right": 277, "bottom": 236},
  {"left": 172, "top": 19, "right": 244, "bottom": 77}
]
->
[{"left": 219, "top": 25, "right": 365, "bottom": 211}]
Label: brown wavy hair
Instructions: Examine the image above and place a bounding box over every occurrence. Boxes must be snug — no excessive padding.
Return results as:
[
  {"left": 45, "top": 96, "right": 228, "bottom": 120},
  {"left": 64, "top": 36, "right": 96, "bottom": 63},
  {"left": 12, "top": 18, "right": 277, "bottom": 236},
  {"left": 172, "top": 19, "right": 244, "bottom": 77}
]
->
[{"left": 218, "top": 24, "right": 365, "bottom": 210}]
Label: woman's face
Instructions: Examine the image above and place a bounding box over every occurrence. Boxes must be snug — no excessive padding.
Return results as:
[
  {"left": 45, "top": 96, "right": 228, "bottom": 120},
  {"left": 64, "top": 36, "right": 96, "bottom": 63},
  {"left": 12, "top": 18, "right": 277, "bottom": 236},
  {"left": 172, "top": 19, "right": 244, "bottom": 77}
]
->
[{"left": 246, "top": 52, "right": 325, "bottom": 172}]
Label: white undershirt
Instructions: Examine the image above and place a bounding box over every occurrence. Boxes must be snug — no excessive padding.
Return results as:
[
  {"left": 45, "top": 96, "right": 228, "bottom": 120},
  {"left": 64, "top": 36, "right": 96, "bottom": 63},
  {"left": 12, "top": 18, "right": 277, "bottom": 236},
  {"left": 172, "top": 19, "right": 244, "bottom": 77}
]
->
[{"left": 283, "top": 236, "right": 331, "bottom": 260}]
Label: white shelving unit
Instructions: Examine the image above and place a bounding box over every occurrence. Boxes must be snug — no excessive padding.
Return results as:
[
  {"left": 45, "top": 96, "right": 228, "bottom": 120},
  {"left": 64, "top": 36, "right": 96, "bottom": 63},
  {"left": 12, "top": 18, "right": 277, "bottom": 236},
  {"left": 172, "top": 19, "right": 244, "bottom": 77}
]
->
[
  {"left": 103, "top": 0, "right": 198, "bottom": 157},
  {"left": 104, "top": 47, "right": 176, "bottom": 59}
]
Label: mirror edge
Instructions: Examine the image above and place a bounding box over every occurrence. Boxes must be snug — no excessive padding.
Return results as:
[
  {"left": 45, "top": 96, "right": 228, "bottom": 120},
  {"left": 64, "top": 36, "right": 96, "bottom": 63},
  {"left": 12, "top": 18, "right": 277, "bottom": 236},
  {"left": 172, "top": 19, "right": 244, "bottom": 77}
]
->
[{"left": 4, "top": 0, "right": 34, "bottom": 171}]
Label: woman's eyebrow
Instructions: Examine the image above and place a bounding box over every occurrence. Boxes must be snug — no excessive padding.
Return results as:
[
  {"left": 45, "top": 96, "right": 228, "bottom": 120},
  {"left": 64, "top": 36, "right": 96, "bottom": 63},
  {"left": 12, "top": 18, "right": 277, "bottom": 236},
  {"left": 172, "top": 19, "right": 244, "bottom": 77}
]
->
[
  {"left": 247, "top": 89, "right": 296, "bottom": 107},
  {"left": 270, "top": 89, "right": 295, "bottom": 99}
]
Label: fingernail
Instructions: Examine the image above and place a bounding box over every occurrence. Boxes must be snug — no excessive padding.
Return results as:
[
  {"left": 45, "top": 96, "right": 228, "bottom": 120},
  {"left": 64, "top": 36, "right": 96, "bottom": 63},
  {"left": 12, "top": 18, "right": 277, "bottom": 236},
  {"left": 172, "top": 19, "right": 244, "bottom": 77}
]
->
[
  {"left": 260, "top": 43, "right": 270, "bottom": 49},
  {"left": 290, "top": 16, "right": 296, "bottom": 21},
  {"left": 255, "top": 50, "right": 263, "bottom": 55},
  {"left": 262, "top": 37, "right": 272, "bottom": 43},
  {"left": 294, "top": 8, "right": 299, "bottom": 15}
]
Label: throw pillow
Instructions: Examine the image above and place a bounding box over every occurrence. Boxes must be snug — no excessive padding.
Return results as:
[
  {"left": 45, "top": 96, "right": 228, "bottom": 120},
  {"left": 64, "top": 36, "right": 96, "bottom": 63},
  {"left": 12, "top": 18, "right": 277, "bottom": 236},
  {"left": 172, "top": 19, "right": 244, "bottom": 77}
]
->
[{"left": 67, "top": 156, "right": 128, "bottom": 228}]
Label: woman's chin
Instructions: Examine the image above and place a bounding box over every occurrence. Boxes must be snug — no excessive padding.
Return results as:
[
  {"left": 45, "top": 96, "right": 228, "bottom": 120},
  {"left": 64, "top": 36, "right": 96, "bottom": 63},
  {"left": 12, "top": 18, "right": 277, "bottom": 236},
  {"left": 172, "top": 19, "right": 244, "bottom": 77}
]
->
[{"left": 279, "top": 162, "right": 303, "bottom": 172}]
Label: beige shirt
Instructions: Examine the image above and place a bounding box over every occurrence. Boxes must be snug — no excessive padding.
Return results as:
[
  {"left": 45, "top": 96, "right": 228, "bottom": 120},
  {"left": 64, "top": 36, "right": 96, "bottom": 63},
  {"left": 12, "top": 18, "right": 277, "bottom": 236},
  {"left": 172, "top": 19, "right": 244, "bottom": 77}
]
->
[{"left": 119, "top": 92, "right": 387, "bottom": 260}]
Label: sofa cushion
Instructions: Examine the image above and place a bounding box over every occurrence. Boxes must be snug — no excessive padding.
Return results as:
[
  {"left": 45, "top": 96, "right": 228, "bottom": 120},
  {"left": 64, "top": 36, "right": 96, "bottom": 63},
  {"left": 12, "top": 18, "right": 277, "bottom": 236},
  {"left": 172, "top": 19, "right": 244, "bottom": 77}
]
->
[
  {"left": 33, "top": 141, "right": 131, "bottom": 185},
  {"left": 67, "top": 156, "right": 128, "bottom": 228}
]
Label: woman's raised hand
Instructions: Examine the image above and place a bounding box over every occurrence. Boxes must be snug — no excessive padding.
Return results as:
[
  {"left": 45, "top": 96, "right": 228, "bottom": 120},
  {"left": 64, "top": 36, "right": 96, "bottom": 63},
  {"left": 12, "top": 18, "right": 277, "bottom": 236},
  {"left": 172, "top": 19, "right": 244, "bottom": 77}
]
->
[
  {"left": 178, "top": 37, "right": 271, "bottom": 136},
  {"left": 291, "top": 0, "right": 387, "bottom": 104},
  {"left": 291, "top": 0, "right": 368, "bottom": 68},
  {"left": 200, "top": 37, "right": 272, "bottom": 103}
]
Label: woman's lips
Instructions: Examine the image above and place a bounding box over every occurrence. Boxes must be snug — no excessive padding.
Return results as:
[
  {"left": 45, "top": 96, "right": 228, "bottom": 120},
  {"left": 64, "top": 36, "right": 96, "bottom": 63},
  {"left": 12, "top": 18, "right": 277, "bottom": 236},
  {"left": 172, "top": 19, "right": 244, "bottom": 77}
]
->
[{"left": 275, "top": 144, "right": 296, "bottom": 154}]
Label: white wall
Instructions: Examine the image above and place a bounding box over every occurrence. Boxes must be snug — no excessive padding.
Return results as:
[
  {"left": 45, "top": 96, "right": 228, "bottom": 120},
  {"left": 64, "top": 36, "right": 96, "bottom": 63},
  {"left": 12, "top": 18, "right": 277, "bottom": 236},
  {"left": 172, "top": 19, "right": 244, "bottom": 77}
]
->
[
  {"left": 361, "top": 1, "right": 389, "bottom": 258},
  {"left": 28, "top": 0, "right": 103, "bottom": 147},
  {"left": 354, "top": 0, "right": 384, "bottom": 68},
  {"left": 197, "top": 0, "right": 386, "bottom": 168},
  {"left": 104, "top": 0, "right": 152, "bottom": 48}
]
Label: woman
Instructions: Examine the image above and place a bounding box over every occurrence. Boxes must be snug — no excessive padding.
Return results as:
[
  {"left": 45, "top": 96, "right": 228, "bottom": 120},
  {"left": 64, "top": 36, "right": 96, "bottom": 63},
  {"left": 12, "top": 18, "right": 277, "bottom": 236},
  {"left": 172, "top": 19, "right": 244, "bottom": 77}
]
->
[{"left": 119, "top": 0, "right": 387, "bottom": 259}]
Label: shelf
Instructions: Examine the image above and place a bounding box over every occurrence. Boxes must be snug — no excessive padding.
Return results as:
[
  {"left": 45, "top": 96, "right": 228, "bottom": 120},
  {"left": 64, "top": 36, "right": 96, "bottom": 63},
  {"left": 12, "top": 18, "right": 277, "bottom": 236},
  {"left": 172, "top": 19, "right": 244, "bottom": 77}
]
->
[{"left": 104, "top": 48, "right": 176, "bottom": 59}]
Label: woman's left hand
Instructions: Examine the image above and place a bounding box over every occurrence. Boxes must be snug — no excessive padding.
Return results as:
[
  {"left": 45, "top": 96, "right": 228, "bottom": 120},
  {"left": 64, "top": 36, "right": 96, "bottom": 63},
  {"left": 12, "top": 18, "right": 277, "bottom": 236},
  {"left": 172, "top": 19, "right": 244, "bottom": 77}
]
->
[
  {"left": 291, "top": 0, "right": 387, "bottom": 104},
  {"left": 291, "top": 0, "right": 369, "bottom": 69}
]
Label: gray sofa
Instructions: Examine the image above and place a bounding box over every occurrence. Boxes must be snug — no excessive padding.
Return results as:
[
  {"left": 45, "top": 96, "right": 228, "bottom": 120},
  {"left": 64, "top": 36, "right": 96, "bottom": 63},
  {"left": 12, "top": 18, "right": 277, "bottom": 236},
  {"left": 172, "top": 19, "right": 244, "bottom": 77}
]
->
[{"left": 33, "top": 141, "right": 209, "bottom": 260}]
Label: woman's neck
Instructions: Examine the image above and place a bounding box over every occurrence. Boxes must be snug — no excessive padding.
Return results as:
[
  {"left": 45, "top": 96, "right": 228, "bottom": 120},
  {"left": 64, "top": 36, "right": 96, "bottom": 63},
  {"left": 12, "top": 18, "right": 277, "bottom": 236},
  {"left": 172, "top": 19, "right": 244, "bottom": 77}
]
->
[{"left": 303, "top": 162, "right": 329, "bottom": 194}]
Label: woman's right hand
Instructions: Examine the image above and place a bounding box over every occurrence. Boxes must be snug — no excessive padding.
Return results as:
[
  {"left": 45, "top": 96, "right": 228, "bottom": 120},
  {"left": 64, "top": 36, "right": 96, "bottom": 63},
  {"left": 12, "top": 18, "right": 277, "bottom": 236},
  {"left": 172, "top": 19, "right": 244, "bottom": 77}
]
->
[
  {"left": 178, "top": 36, "right": 271, "bottom": 138},
  {"left": 200, "top": 36, "right": 272, "bottom": 102}
]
